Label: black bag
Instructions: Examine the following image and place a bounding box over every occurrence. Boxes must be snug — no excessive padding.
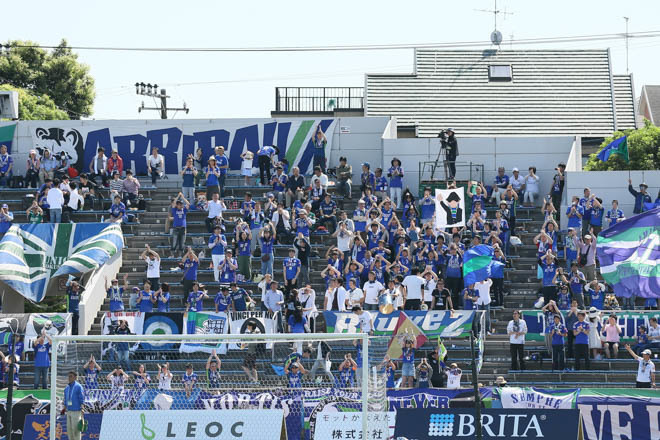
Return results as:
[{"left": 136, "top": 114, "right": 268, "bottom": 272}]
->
[
  {"left": 10, "top": 175, "right": 24, "bottom": 188},
  {"left": 137, "top": 196, "right": 146, "bottom": 210},
  {"left": 578, "top": 250, "right": 588, "bottom": 267},
  {"left": 253, "top": 247, "right": 262, "bottom": 258}
]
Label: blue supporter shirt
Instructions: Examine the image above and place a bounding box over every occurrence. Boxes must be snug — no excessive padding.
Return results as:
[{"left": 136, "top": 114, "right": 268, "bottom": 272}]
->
[
  {"left": 288, "top": 315, "right": 307, "bottom": 333},
  {"left": 34, "top": 343, "right": 51, "bottom": 367},
  {"left": 182, "top": 166, "right": 195, "bottom": 187},
  {"left": 172, "top": 207, "right": 188, "bottom": 228},
  {"left": 385, "top": 366, "right": 395, "bottom": 388},
  {"left": 557, "top": 292, "right": 570, "bottom": 310},
  {"left": 257, "top": 146, "right": 275, "bottom": 157},
  {"left": 67, "top": 288, "right": 81, "bottom": 313},
  {"left": 220, "top": 258, "right": 237, "bottom": 282},
  {"left": 380, "top": 207, "right": 394, "bottom": 227},
  {"left": 295, "top": 217, "right": 310, "bottom": 237},
  {"left": 463, "top": 289, "right": 476, "bottom": 310},
  {"left": 186, "top": 291, "right": 206, "bottom": 311},
  {"left": 587, "top": 288, "right": 604, "bottom": 310},
  {"left": 566, "top": 205, "right": 584, "bottom": 229},
  {"left": 574, "top": 321, "right": 590, "bottom": 345},
  {"left": 238, "top": 239, "right": 251, "bottom": 256},
  {"left": 375, "top": 176, "right": 388, "bottom": 192},
  {"left": 550, "top": 323, "right": 566, "bottom": 345},
  {"left": 0, "top": 154, "right": 13, "bottom": 174},
  {"left": 216, "top": 155, "right": 228, "bottom": 175},
  {"left": 108, "top": 286, "right": 124, "bottom": 312},
  {"left": 272, "top": 173, "right": 287, "bottom": 191},
  {"left": 183, "top": 258, "right": 198, "bottom": 281},
  {"left": 214, "top": 293, "right": 232, "bottom": 312},
  {"left": 589, "top": 206, "right": 604, "bottom": 227},
  {"left": 284, "top": 257, "right": 301, "bottom": 280},
  {"left": 206, "top": 166, "right": 220, "bottom": 186},
  {"left": 183, "top": 372, "right": 198, "bottom": 385},
  {"left": 320, "top": 200, "right": 336, "bottom": 216},
  {"left": 287, "top": 371, "right": 303, "bottom": 388},
  {"left": 539, "top": 260, "right": 557, "bottom": 287},
  {"left": 402, "top": 348, "right": 415, "bottom": 364},
  {"left": 353, "top": 209, "right": 366, "bottom": 232},
  {"left": 85, "top": 367, "right": 99, "bottom": 388},
  {"left": 579, "top": 198, "right": 591, "bottom": 222},
  {"left": 110, "top": 202, "right": 126, "bottom": 219},
  {"left": 230, "top": 288, "right": 249, "bottom": 311},
  {"left": 261, "top": 236, "right": 274, "bottom": 255},
  {"left": 157, "top": 291, "right": 170, "bottom": 312},
  {"left": 209, "top": 234, "right": 226, "bottom": 255},
  {"left": 361, "top": 171, "right": 375, "bottom": 189},
  {"left": 139, "top": 290, "right": 154, "bottom": 312},
  {"left": 606, "top": 209, "right": 624, "bottom": 228},
  {"left": 388, "top": 166, "right": 404, "bottom": 188},
  {"left": 446, "top": 254, "right": 462, "bottom": 278},
  {"left": 420, "top": 196, "right": 435, "bottom": 220},
  {"left": 340, "top": 367, "right": 355, "bottom": 388}
]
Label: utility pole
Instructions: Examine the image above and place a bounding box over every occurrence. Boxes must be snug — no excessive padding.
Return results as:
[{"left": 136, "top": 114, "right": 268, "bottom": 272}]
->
[
  {"left": 623, "top": 17, "right": 630, "bottom": 74},
  {"left": 135, "top": 82, "right": 189, "bottom": 119}
]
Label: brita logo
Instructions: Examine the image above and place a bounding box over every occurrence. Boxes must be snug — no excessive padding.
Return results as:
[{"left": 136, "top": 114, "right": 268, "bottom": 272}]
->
[{"left": 428, "top": 413, "right": 545, "bottom": 437}]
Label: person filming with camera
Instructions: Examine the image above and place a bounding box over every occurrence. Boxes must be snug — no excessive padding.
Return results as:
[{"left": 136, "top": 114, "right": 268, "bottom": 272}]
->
[{"left": 438, "top": 129, "right": 458, "bottom": 180}]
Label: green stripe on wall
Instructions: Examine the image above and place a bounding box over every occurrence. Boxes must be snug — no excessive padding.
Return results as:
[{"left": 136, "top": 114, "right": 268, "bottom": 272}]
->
[
  {"left": 285, "top": 120, "right": 315, "bottom": 165},
  {"left": 0, "top": 124, "right": 16, "bottom": 143}
]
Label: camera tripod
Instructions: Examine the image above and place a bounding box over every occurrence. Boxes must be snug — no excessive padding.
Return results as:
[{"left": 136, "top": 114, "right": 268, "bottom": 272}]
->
[{"left": 429, "top": 138, "right": 450, "bottom": 182}]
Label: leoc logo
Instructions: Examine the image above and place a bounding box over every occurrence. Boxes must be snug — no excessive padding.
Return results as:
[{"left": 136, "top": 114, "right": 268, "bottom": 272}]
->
[{"left": 140, "top": 413, "right": 155, "bottom": 440}]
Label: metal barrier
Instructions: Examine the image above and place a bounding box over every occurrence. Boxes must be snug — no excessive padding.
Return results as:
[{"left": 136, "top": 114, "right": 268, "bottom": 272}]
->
[{"left": 275, "top": 87, "right": 364, "bottom": 112}]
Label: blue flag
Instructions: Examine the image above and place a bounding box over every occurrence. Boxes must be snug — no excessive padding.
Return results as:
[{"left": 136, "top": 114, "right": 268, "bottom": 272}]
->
[
  {"left": 463, "top": 245, "right": 505, "bottom": 286},
  {"left": 596, "top": 136, "right": 629, "bottom": 163}
]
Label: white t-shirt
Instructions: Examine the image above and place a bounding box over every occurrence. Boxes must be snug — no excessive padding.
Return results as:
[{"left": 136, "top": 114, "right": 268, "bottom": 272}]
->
[
  {"left": 402, "top": 275, "right": 425, "bottom": 301},
  {"left": 148, "top": 154, "right": 164, "bottom": 169},
  {"left": 475, "top": 279, "right": 493, "bottom": 305},
  {"left": 325, "top": 287, "right": 347, "bottom": 312},
  {"left": 146, "top": 257, "right": 161, "bottom": 278},
  {"left": 207, "top": 200, "right": 225, "bottom": 219},
  {"left": 524, "top": 175, "right": 540, "bottom": 193},
  {"left": 67, "top": 190, "right": 84, "bottom": 211},
  {"left": 423, "top": 279, "right": 436, "bottom": 303},
  {"left": 445, "top": 369, "right": 462, "bottom": 389},
  {"left": 648, "top": 325, "right": 660, "bottom": 340},
  {"left": 336, "top": 230, "right": 352, "bottom": 252},
  {"left": 636, "top": 359, "right": 655, "bottom": 383},
  {"left": 363, "top": 281, "right": 384, "bottom": 305},
  {"left": 347, "top": 288, "right": 364, "bottom": 307},
  {"left": 507, "top": 319, "right": 527, "bottom": 344},
  {"left": 357, "top": 312, "right": 372, "bottom": 333},
  {"left": 158, "top": 372, "right": 172, "bottom": 390},
  {"left": 311, "top": 173, "right": 329, "bottom": 189},
  {"left": 510, "top": 175, "right": 525, "bottom": 192},
  {"left": 46, "top": 187, "right": 64, "bottom": 209}
]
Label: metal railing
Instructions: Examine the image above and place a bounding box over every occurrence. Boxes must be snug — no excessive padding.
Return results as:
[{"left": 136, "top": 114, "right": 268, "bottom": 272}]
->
[
  {"left": 418, "top": 160, "right": 485, "bottom": 185},
  {"left": 275, "top": 87, "right": 364, "bottom": 112}
]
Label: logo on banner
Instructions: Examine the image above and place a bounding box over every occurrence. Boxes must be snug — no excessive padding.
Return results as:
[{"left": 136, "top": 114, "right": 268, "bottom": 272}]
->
[{"left": 429, "top": 413, "right": 455, "bottom": 436}]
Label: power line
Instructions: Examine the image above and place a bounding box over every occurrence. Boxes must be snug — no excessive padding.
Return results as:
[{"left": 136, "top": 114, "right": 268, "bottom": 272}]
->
[{"left": 5, "top": 30, "right": 660, "bottom": 53}]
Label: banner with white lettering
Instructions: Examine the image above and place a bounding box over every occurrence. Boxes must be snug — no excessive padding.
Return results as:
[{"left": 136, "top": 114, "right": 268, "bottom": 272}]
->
[
  {"left": 315, "top": 412, "right": 396, "bottom": 440},
  {"left": 27, "top": 118, "right": 335, "bottom": 176},
  {"left": 496, "top": 387, "right": 579, "bottom": 409},
  {"left": 229, "top": 311, "right": 277, "bottom": 349},
  {"left": 25, "top": 313, "right": 72, "bottom": 352},
  {"left": 101, "top": 312, "right": 144, "bottom": 335}
]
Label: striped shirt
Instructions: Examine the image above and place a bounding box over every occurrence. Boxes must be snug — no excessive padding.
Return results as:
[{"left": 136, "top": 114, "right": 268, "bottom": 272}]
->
[{"left": 109, "top": 178, "right": 124, "bottom": 193}]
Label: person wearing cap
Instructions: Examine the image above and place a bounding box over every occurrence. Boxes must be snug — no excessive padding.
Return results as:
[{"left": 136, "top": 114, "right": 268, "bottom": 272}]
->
[
  {"left": 510, "top": 167, "right": 524, "bottom": 196},
  {"left": 146, "top": 147, "right": 164, "bottom": 186},
  {"left": 628, "top": 178, "right": 652, "bottom": 214},
  {"left": 336, "top": 157, "right": 353, "bottom": 200},
  {"left": 625, "top": 344, "right": 656, "bottom": 388},
  {"left": 445, "top": 362, "right": 462, "bottom": 390},
  {"left": 107, "top": 150, "right": 124, "bottom": 178},
  {"left": 573, "top": 310, "right": 591, "bottom": 370},
  {"left": 214, "top": 146, "right": 229, "bottom": 197},
  {"left": 0, "top": 144, "right": 13, "bottom": 188},
  {"left": 549, "top": 163, "right": 566, "bottom": 222},
  {"left": 63, "top": 370, "right": 85, "bottom": 440},
  {"left": 107, "top": 274, "right": 129, "bottom": 313},
  {"left": 489, "top": 167, "right": 510, "bottom": 204},
  {"left": 0, "top": 203, "right": 14, "bottom": 236},
  {"left": 208, "top": 225, "right": 227, "bottom": 282},
  {"left": 205, "top": 156, "right": 221, "bottom": 198},
  {"left": 578, "top": 232, "right": 598, "bottom": 282}
]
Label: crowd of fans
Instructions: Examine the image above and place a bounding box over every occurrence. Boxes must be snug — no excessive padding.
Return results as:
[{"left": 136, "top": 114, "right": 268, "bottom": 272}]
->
[{"left": 0, "top": 137, "right": 658, "bottom": 391}]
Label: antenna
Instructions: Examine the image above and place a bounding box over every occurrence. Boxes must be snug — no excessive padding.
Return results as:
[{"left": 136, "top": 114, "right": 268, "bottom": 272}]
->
[
  {"left": 474, "top": 0, "right": 514, "bottom": 46},
  {"left": 624, "top": 17, "right": 630, "bottom": 74}
]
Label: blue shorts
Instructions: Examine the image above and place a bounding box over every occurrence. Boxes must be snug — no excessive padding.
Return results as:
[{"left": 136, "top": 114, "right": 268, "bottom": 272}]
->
[{"left": 402, "top": 362, "right": 415, "bottom": 377}]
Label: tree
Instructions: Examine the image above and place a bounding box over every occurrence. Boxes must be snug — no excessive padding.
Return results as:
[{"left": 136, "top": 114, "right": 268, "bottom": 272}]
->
[
  {"left": 0, "top": 39, "right": 95, "bottom": 119},
  {"left": 584, "top": 120, "right": 660, "bottom": 171},
  {"left": 0, "top": 84, "right": 68, "bottom": 120}
]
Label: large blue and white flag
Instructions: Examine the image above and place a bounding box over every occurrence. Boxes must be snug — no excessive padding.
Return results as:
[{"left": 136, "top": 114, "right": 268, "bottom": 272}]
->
[
  {"left": 596, "top": 208, "right": 660, "bottom": 298},
  {"left": 0, "top": 223, "right": 124, "bottom": 302}
]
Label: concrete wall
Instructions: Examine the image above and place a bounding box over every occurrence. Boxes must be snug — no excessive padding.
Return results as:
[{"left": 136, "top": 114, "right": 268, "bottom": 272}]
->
[
  {"left": 561, "top": 170, "right": 660, "bottom": 230},
  {"left": 79, "top": 252, "right": 123, "bottom": 335},
  {"left": 383, "top": 136, "right": 576, "bottom": 196}
]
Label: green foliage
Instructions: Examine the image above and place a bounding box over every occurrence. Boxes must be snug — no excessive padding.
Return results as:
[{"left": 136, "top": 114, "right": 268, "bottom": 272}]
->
[
  {"left": 584, "top": 120, "right": 660, "bottom": 171},
  {"left": 0, "top": 84, "right": 68, "bottom": 120},
  {"left": 0, "top": 39, "right": 95, "bottom": 119}
]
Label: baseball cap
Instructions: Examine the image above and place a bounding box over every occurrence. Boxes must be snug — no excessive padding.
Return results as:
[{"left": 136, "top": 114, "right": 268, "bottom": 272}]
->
[
  {"left": 512, "top": 167, "right": 519, "bottom": 172},
  {"left": 362, "top": 162, "right": 370, "bottom": 168},
  {"left": 1, "top": 204, "right": 7, "bottom": 209},
  {"left": 642, "top": 349, "right": 652, "bottom": 355},
  {"left": 584, "top": 234, "right": 592, "bottom": 240}
]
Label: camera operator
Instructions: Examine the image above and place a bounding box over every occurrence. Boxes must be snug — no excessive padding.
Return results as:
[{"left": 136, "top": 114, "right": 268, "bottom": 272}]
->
[{"left": 439, "top": 129, "right": 458, "bottom": 180}]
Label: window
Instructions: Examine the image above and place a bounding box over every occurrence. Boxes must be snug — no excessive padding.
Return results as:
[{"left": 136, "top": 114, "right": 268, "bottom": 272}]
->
[{"left": 489, "top": 65, "right": 512, "bottom": 81}]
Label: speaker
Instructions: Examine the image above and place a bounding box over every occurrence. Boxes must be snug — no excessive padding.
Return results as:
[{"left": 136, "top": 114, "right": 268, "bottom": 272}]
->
[{"left": 0, "top": 91, "right": 19, "bottom": 119}]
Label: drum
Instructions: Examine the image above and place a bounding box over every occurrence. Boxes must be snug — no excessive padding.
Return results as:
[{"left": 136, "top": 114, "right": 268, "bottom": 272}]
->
[{"left": 379, "top": 292, "right": 395, "bottom": 314}]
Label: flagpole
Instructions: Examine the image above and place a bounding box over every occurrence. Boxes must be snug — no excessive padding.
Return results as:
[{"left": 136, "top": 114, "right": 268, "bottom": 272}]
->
[{"left": 470, "top": 328, "right": 483, "bottom": 440}]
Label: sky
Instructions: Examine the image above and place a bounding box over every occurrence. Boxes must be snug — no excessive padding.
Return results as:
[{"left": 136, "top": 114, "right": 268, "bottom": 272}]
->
[{"left": 4, "top": 0, "right": 660, "bottom": 120}]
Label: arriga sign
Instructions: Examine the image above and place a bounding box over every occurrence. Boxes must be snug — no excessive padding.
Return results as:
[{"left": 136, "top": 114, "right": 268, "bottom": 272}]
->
[{"left": 99, "top": 409, "right": 286, "bottom": 440}]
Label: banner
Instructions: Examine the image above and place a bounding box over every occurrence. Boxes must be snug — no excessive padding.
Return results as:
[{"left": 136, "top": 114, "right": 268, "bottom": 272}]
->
[
  {"left": 386, "top": 311, "right": 428, "bottom": 359},
  {"left": 23, "top": 413, "right": 103, "bottom": 440},
  {"left": 387, "top": 388, "right": 493, "bottom": 410},
  {"left": 394, "top": 408, "right": 582, "bottom": 439},
  {"left": 84, "top": 388, "right": 146, "bottom": 412},
  {"left": 0, "top": 123, "right": 16, "bottom": 153},
  {"left": 99, "top": 409, "right": 287, "bottom": 440},
  {"left": 0, "top": 314, "right": 30, "bottom": 344},
  {"left": 25, "top": 313, "right": 72, "bottom": 352},
  {"left": 102, "top": 311, "right": 145, "bottom": 335},
  {"left": 27, "top": 118, "right": 335, "bottom": 176},
  {"left": 578, "top": 393, "right": 660, "bottom": 440},
  {"left": 323, "top": 310, "right": 475, "bottom": 338},
  {"left": 0, "top": 390, "right": 51, "bottom": 440},
  {"left": 0, "top": 223, "right": 124, "bottom": 302},
  {"left": 229, "top": 311, "right": 277, "bottom": 349},
  {"left": 435, "top": 188, "right": 466, "bottom": 228},
  {"left": 496, "top": 387, "right": 579, "bottom": 409},
  {"left": 141, "top": 312, "right": 184, "bottom": 350},
  {"left": 521, "top": 309, "right": 660, "bottom": 342},
  {"left": 314, "top": 412, "right": 395, "bottom": 440},
  {"left": 181, "top": 311, "right": 229, "bottom": 354}
]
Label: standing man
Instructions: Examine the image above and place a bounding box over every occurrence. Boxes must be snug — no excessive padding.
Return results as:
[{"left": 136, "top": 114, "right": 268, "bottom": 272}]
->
[
  {"left": 549, "top": 163, "right": 566, "bottom": 222},
  {"left": 46, "top": 181, "right": 64, "bottom": 223},
  {"left": 257, "top": 145, "right": 276, "bottom": 186},
  {"left": 507, "top": 310, "right": 527, "bottom": 371},
  {"left": 401, "top": 268, "right": 425, "bottom": 310},
  {"left": 443, "top": 129, "right": 458, "bottom": 180},
  {"left": 624, "top": 345, "right": 656, "bottom": 388},
  {"left": 63, "top": 371, "right": 85, "bottom": 440},
  {"left": 312, "top": 125, "right": 328, "bottom": 172},
  {"left": 573, "top": 310, "right": 590, "bottom": 370},
  {"left": 66, "top": 279, "right": 83, "bottom": 335},
  {"left": 215, "top": 146, "right": 229, "bottom": 197},
  {"left": 336, "top": 157, "right": 353, "bottom": 200},
  {"left": 475, "top": 278, "right": 493, "bottom": 334},
  {"left": 628, "top": 179, "right": 652, "bottom": 214}
]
